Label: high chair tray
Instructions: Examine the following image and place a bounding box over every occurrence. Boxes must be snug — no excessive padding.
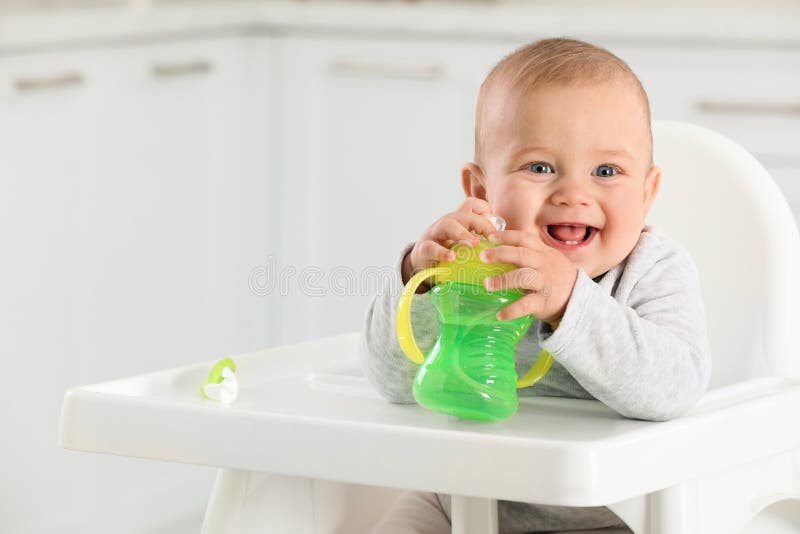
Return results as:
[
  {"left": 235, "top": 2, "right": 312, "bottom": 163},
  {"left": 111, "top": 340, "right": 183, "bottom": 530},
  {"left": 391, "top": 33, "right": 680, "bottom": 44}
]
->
[{"left": 59, "top": 332, "right": 800, "bottom": 507}]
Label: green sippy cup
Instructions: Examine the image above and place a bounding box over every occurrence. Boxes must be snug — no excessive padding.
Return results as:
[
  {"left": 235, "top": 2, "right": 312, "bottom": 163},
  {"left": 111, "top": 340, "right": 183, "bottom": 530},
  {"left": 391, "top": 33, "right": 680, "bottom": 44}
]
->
[{"left": 396, "top": 216, "right": 554, "bottom": 422}]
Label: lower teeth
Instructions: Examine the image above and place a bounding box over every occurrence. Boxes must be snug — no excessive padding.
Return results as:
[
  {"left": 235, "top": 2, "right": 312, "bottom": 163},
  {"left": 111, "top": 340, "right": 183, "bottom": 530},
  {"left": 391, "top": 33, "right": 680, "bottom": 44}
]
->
[{"left": 551, "top": 227, "right": 592, "bottom": 246}]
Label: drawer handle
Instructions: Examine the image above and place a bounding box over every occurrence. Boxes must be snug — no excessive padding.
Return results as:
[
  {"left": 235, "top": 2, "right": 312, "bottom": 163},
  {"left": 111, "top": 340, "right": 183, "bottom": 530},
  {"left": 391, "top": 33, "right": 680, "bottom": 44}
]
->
[
  {"left": 151, "top": 60, "right": 212, "bottom": 79},
  {"left": 695, "top": 100, "right": 800, "bottom": 116},
  {"left": 328, "top": 59, "right": 445, "bottom": 80},
  {"left": 14, "top": 72, "right": 84, "bottom": 92}
]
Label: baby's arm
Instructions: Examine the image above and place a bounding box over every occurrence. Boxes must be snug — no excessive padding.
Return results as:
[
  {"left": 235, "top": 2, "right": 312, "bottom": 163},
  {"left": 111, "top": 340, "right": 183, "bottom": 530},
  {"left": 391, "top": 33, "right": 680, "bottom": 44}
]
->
[
  {"left": 358, "top": 242, "right": 440, "bottom": 403},
  {"left": 537, "top": 239, "right": 712, "bottom": 422}
]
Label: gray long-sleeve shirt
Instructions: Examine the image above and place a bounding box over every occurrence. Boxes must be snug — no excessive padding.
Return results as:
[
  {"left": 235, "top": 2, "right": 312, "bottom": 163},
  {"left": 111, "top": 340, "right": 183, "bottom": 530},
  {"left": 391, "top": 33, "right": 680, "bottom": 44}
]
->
[{"left": 358, "top": 224, "right": 712, "bottom": 532}]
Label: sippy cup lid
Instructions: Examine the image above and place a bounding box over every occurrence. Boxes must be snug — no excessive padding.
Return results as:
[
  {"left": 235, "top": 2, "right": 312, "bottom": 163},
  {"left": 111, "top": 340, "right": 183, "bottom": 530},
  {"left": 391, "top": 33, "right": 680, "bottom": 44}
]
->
[{"left": 432, "top": 214, "right": 516, "bottom": 286}]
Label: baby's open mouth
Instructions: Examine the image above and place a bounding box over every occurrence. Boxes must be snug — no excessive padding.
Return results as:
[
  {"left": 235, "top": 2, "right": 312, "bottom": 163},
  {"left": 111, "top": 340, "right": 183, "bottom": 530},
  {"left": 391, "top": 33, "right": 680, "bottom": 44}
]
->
[{"left": 546, "top": 224, "right": 595, "bottom": 245}]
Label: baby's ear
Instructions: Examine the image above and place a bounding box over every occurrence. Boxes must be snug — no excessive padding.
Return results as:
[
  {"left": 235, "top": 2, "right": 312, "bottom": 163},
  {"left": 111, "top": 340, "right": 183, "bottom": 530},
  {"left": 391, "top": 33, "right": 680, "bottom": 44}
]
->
[
  {"left": 461, "top": 162, "right": 488, "bottom": 200},
  {"left": 643, "top": 164, "right": 661, "bottom": 213}
]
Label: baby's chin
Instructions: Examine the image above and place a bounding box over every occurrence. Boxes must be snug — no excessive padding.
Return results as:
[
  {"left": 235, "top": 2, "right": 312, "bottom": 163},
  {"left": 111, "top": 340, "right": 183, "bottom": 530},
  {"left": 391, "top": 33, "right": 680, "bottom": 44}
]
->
[
  {"left": 557, "top": 245, "right": 609, "bottom": 279},
  {"left": 578, "top": 251, "right": 634, "bottom": 281},
  {"left": 567, "top": 259, "right": 599, "bottom": 279},
  {"left": 561, "top": 230, "right": 645, "bottom": 280}
]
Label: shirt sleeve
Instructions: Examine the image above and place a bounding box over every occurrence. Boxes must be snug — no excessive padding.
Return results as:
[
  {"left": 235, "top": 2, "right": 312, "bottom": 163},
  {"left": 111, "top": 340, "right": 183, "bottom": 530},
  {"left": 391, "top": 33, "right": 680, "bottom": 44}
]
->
[
  {"left": 358, "top": 242, "right": 440, "bottom": 404},
  {"left": 536, "top": 245, "right": 712, "bottom": 422}
]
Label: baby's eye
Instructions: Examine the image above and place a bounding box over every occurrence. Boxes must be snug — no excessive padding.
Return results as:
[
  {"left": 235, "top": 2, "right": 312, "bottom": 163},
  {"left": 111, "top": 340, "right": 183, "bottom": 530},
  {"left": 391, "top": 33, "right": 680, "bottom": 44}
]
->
[
  {"left": 527, "top": 162, "right": 553, "bottom": 174},
  {"left": 594, "top": 164, "right": 618, "bottom": 178}
]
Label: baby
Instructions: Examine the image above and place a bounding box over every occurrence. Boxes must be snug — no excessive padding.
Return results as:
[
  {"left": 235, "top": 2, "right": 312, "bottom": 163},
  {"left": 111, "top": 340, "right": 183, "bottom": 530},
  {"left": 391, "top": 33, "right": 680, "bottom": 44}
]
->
[{"left": 359, "top": 37, "right": 712, "bottom": 534}]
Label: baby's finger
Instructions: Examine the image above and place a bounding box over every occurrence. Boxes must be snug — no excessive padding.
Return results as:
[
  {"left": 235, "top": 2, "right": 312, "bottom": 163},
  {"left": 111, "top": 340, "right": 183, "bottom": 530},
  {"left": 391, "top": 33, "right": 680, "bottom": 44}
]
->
[
  {"left": 488, "top": 229, "right": 546, "bottom": 250},
  {"left": 484, "top": 267, "right": 544, "bottom": 293},
  {"left": 450, "top": 210, "right": 499, "bottom": 238},
  {"left": 496, "top": 292, "right": 549, "bottom": 322},
  {"left": 480, "top": 244, "right": 543, "bottom": 268},
  {"left": 457, "top": 197, "right": 492, "bottom": 217},
  {"left": 417, "top": 239, "right": 456, "bottom": 265},
  {"left": 432, "top": 217, "right": 480, "bottom": 247}
]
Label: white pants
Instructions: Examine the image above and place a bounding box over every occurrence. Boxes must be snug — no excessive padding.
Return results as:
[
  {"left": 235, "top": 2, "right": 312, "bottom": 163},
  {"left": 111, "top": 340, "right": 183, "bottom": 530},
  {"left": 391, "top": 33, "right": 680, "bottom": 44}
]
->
[
  {"left": 372, "top": 491, "right": 451, "bottom": 534},
  {"left": 371, "top": 491, "right": 633, "bottom": 534}
]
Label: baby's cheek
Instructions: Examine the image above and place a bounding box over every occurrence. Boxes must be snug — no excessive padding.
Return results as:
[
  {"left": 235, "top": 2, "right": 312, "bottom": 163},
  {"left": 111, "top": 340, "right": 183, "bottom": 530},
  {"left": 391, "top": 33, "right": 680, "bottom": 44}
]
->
[
  {"left": 600, "top": 218, "right": 641, "bottom": 260},
  {"left": 490, "top": 182, "right": 542, "bottom": 224}
]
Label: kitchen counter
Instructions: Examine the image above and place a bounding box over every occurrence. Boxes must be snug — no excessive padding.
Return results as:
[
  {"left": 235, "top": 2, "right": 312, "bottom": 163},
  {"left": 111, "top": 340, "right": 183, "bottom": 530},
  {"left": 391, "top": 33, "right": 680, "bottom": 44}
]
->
[{"left": 1, "top": 0, "right": 799, "bottom": 54}]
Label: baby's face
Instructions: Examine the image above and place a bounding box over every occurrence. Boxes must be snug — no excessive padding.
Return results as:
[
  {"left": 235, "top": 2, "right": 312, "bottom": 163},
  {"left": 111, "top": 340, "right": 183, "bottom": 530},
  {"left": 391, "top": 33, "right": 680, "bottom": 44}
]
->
[{"left": 465, "top": 79, "right": 660, "bottom": 279}]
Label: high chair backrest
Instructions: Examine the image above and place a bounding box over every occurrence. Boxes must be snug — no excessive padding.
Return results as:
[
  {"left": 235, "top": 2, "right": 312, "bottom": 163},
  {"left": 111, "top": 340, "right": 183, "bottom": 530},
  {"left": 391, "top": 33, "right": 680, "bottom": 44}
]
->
[{"left": 647, "top": 121, "right": 800, "bottom": 389}]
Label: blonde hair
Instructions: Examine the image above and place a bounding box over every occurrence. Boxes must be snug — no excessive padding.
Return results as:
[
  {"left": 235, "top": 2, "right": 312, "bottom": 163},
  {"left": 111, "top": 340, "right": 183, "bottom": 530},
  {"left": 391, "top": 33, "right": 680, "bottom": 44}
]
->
[{"left": 474, "top": 37, "right": 653, "bottom": 168}]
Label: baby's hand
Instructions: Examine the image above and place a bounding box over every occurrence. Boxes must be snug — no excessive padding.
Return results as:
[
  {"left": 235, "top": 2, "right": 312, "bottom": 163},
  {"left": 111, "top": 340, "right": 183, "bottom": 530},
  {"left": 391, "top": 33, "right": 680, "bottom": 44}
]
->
[
  {"left": 479, "top": 229, "right": 579, "bottom": 327},
  {"left": 402, "top": 197, "right": 498, "bottom": 288}
]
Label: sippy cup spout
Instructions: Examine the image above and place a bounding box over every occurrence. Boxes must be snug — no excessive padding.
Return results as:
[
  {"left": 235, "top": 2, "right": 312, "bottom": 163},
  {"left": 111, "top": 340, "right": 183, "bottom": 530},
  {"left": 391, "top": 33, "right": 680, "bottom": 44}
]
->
[{"left": 489, "top": 214, "right": 506, "bottom": 233}]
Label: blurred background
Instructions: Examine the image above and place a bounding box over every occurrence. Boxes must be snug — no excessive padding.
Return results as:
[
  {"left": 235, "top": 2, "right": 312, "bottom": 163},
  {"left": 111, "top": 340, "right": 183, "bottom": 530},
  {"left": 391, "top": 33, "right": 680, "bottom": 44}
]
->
[{"left": 1, "top": 1, "right": 799, "bottom": 532}]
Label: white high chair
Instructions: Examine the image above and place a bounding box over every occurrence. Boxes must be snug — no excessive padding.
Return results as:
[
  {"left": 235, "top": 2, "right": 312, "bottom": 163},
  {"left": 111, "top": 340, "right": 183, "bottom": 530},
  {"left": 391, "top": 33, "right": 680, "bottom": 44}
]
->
[{"left": 59, "top": 121, "right": 800, "bottom": 534}]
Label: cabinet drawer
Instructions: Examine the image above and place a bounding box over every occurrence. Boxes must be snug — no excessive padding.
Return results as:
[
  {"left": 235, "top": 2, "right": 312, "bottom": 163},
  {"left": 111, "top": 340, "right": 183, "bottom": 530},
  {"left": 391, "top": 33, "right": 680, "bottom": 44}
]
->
[
  {"left": 0, "top": 48, "right": 100, "bottom": 100},
  {"left": 608, "top": 45, "right": 800, "bottom": 159}
]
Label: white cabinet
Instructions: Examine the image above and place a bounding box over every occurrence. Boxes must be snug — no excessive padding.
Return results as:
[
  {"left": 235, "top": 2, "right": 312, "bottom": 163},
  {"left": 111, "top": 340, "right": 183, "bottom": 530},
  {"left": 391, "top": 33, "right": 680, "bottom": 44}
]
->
[
  {"left": 0, "top": 46, "right": 103, "bottom": 534},
  {"left": 605, "top": 43, "right": 800, "bottom": 222},
  {"left": 74, "top": 36, "right": 278, "bottom": 380},
  {"left": 0, "top": 35, "right": 277, "bottom": 534},
  {"left": 274, "top": 35, "right": 523, "bottom": 343}
]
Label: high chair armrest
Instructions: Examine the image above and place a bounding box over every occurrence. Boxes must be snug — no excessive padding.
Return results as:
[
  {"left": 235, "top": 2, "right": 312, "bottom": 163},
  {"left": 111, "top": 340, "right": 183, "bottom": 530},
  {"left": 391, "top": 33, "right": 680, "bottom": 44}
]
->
[{"left": 58, "top": 333, "right": 800, "bottom": 509}]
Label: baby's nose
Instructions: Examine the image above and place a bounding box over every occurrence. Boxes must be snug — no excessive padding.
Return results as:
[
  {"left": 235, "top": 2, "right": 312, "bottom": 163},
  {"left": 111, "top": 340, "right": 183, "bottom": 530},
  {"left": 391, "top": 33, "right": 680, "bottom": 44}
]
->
[{"left": 550, "top": 181, "right": 593, "bottom": 206}]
